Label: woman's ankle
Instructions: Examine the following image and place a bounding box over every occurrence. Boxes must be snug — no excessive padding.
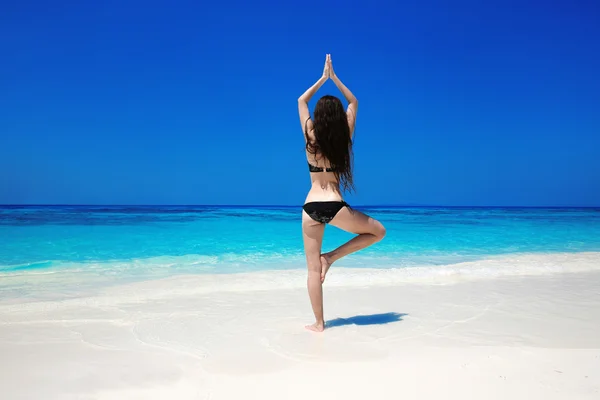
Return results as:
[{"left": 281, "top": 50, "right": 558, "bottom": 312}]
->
[{"left": 323, "top": 251, "right": 337, "bottom": 264}]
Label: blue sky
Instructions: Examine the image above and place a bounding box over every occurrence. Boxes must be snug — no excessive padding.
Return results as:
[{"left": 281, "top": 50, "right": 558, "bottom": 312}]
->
[{"left": 1, "top": 0, "right": 599, "bottom": 206}]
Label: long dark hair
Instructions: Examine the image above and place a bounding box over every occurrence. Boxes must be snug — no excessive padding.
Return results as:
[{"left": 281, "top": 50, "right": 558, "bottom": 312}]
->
[{"left": 305, "top": 95, "right": 355, "bottom": 192}]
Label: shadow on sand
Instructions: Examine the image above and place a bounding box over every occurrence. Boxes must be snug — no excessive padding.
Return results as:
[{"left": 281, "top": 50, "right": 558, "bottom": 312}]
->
[{"left": 326, "top": 312, "right": 407, "bottom": 329}]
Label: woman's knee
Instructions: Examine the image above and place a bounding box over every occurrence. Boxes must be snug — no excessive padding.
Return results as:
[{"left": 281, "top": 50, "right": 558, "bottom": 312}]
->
[
  {"left": 304, "top": 248, "right": 322, "bottom": 273},
  {"left": 372, "top": 220, "right": 386, "bottom": 241},
  {"left": 306, "top": 258, "right": 321, "bottom": 273}
]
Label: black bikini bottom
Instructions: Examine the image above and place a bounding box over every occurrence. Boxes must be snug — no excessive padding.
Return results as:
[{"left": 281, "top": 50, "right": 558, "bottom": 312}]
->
[{"left": 303, "top": 201, "right": 349, "bottom": 224}]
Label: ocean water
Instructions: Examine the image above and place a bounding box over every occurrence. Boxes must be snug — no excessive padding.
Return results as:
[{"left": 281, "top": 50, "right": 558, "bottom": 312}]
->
[{"left": 1, "top": 206, "right": 600, "bottom": 296}]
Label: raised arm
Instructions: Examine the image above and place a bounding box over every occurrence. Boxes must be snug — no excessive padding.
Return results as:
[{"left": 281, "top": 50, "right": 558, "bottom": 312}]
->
[
  {"left": 298, "top": 55, "right": 330, "bottom": 136},
  {"left": 329, "top": 56, "right": 358, "bottom": 137}
]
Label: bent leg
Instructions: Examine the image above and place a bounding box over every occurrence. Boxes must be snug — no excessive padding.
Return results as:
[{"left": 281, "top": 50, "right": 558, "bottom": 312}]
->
[
  {"left": 302, "top": 210, "right": 326, "bottom": 332},
  {"left": 322, "top": 207, "right": 386, "bottom": 277}
]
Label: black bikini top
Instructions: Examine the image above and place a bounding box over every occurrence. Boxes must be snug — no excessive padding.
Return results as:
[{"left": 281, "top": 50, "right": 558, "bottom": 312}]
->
[{"left": 308, "top": 162, "right": 340, "bottom": 173}]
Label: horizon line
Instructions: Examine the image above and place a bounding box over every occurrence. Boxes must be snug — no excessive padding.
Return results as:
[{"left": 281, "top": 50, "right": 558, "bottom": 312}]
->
[{"left": 1, "top": 204, "right": 598, "bottom": 209}]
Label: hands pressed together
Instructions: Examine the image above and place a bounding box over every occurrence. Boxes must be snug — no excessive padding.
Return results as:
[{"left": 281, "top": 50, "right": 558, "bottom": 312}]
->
[
  {"left": 299, "top": 53, "right": 355, "bottom": 109},
  {"left": 298, "top": 53, "right": 357, "bottom": 137},
  {"left": 322, "top": 54, "right": 336, "bottom": 80}
]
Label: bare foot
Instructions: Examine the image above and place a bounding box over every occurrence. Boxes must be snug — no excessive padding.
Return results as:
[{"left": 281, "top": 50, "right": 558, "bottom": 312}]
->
[
  {"left": 305, "top": 322, "right": 325, "bottom": 332},
  {"left": 320, "top": 254, "right": 332, "bottom": 283}
]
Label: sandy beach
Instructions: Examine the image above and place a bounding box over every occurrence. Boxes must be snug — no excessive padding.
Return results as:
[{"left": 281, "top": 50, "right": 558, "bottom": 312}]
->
[{"left": 1, "top": 255, "right": 600, "bottom": 400}]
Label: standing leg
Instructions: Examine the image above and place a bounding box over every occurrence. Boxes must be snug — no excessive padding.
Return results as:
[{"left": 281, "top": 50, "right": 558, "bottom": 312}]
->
[
  {"left": 302, "top": 210, "right": 326, "bottom": 332},
  {"left": 321, "top": 207, "right": 386, "bottom": 282}
]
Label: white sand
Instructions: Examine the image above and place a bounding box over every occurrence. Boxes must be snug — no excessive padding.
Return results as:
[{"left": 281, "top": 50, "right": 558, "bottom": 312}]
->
[{"left": 1, "top": 254, "right": 600, "bottom": 399}]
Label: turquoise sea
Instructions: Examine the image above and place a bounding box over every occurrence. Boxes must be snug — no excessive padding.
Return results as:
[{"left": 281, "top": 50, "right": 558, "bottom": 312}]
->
[{"left": 2, "top": 206, "right": 600, "bottom": 286}]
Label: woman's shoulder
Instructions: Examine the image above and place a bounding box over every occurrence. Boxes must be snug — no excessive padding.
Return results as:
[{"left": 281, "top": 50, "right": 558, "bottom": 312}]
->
[{"left": 304, "top": 117, "right": 316, "bottom": 140}]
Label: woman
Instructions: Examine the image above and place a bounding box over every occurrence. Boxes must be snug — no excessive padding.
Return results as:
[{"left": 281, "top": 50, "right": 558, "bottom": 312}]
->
[{"left": 298, "top": 54, "right": 386, "bottom": 332}]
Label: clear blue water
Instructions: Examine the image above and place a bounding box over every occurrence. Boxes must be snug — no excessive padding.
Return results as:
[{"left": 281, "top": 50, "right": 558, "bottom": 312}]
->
[{"left": 1, "top": 206, "right": 600, "bottom": 280}]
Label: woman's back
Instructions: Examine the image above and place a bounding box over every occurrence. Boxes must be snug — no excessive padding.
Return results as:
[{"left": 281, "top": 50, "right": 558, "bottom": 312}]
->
[
  {"left": 302, "top": 92, "right": 357, "bottom": 196},
  {"left": 305, "top": 152, "right": 343, "bottom": 199}
]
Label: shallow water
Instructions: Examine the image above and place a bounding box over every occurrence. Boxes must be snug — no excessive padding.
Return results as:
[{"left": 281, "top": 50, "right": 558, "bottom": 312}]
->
[{"left": 1, "top": 206, "right": 599, "bottom": 284}]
